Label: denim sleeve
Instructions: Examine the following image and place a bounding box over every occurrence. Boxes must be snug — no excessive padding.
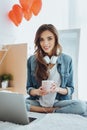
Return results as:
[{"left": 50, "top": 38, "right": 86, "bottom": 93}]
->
[
  {"left": 26, "top": 57, "right": 33, "bottom": 95},
  {"left": 66, "top": 58, "right": 74, "bottom": 96},
  {"left": 26, "top": 57, "right": 40, "bottom": 99}
]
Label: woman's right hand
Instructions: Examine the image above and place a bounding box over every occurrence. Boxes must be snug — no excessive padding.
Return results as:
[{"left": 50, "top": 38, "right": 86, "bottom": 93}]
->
[
  {"left": 30, "top": 86, "right": 49, "bottom": 96},
  {"left": 37, "top": 86, "right": 49, "bottom": 96}
]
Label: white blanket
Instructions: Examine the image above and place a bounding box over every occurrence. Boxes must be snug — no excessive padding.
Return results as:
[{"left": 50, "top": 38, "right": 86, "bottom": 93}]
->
[{"left": 0, "top": 113, "right": 87, "bottom": 130}]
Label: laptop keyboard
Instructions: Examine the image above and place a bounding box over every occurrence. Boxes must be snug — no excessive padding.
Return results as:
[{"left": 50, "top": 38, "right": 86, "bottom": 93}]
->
[{"left": 29, "top": 117, "right": 37, "bottom": 123}]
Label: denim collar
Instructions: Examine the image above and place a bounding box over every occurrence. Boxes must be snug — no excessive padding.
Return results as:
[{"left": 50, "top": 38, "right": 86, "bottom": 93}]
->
[{"left": 57, "top": 54, "right": 62, "bottom": 65}]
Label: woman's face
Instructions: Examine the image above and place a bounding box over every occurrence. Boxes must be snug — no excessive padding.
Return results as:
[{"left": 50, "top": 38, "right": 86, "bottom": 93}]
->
[{"left": 40, "top": 30, "right": 55, "bottom": 56}]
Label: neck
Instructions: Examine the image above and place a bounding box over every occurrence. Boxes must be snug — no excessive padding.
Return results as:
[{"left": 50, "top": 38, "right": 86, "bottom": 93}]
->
[
  {"left": 47, "top": 53, "right": 53, "bottom": 57},
  {"left": 48, "top": 63, "right": 55, "bottom": 69}
]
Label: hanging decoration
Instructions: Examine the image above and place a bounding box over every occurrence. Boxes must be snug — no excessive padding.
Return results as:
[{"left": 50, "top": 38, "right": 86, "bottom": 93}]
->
[
  {"left": 23, "top": 9, "right": 32, "bottom": 21},
  {"left": 8, "top": 4, "right": 23, "bottom": 26},
  {"left": 31, "top": 0, "right": 42, "bottom": 16},
  {"left": 19, "top": 0, "right": 33, "bottom": 10},
  {"left": 19, "top": 0, "right": 33, "bottom": 21},
  {"left": 8, "top": 0, "right": 42, "bottom": 26}
]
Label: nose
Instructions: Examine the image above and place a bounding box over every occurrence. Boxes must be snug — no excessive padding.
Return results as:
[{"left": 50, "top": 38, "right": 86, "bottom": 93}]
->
[{"left": 44, "top": 40, "right": 49, "bottom": 45}]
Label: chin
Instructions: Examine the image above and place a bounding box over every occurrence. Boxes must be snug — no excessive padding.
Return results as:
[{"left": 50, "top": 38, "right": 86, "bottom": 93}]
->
[
  {"left": 44, "top": 50, "right": 51, "bottom": 54},
  {"left": 45, "top": 52, "right": 51, "bottom": 55}
]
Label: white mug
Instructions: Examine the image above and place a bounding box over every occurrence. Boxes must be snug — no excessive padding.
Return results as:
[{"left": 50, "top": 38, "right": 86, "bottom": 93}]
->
[{"left": 42, "top": 80, "right": 54, "bottom": 91}]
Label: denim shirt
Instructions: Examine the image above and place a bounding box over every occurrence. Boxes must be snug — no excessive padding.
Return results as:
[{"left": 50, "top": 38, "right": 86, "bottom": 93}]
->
[{"left": 26, "top": 53, "right": 74, "bottom": 101}]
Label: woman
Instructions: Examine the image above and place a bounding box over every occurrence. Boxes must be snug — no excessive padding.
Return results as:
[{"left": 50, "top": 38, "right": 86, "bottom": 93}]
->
[{"left": 26, "top": 24, "right": 86, "bottom": 114}]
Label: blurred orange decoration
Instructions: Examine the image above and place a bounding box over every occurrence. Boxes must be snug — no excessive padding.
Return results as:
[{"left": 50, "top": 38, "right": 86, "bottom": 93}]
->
[
  {"left": 8, "top": 4, "right": 23, "bottom": 26},
  {"left": 8, "top": 0, "right": 42, "bottom": 26},
  {"left": 19, "top": 0, "right": 33, "bottom": 20},
  {"left": 31, "top": 0, "right": 42, "bottom": 16}
]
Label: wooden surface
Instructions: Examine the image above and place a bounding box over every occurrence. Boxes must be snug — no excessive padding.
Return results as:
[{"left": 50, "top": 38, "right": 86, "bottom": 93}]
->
[{"left": 0, "top": 87, "right": 27, "bottom": 95}]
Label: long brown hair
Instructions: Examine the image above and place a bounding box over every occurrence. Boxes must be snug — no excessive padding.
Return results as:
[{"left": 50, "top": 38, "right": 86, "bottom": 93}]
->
[{"left": 34, "top": 24, "right": 62, "bottom": 83}]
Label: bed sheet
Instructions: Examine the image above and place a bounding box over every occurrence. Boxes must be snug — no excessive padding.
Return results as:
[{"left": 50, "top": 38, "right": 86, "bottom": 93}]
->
[{"left": 0, "top": 113, "right": 87, "bottom": 130}]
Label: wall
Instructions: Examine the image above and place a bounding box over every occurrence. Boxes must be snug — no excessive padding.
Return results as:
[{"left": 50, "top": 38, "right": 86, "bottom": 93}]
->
[
  {"left": 69, "top": 0, "right": 87, "bottom": 28},
  {"left": 78, "top": 27, "right": 87, "bottom": 100},
  {"left": 68, "top": 0, "right": 87, "bottom": 100},
  {"left": 0, "top": 1, "right": 17, "bottom": 44}
]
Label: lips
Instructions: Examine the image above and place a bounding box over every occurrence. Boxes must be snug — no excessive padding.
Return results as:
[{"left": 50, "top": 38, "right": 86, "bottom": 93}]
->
[{"left": 44, "top": 46, "right": 50, "bottom": 50}]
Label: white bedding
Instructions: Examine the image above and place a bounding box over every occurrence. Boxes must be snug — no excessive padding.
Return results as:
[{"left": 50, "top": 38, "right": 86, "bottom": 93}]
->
[{"left": 0, "top": 113, "right": 87, "bottom": 130}]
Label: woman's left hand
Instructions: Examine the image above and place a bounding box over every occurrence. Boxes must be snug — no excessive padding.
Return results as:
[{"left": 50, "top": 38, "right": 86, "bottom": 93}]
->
[{"left": 50, "top": 82, "right": 60, "bottom": 93}]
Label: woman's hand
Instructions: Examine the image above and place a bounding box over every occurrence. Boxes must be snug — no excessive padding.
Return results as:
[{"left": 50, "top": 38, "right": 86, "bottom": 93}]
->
[
  {"left": 50, "top": 82, "right": 60, "bottom": 93},
  {"left": 49, "top": 82, "right": 68, "bottom": 95},
  {"left": 38, "top": 86, "right": 49, "bottom": 96},
  {"left": 30, "top": 82, "right": 60, "bottom": 96},
  {"left": 30, "top": 86, "right": 49, "bottom": 96}
]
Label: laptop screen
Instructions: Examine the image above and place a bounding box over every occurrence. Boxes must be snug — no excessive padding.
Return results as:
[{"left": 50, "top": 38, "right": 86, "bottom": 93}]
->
[{"left": 0, "top": 92, "right": 37, "bottom": 125}]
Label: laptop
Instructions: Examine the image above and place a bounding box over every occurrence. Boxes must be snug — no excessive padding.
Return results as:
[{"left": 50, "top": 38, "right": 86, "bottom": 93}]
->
[{"left": 0, "top": 91, "right": 36, "bottom": 125}]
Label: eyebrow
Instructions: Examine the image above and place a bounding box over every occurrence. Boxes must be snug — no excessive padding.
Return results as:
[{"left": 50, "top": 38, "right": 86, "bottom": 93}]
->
[{"left": 40, "top": 35, "right": 53, "bottom": 39}]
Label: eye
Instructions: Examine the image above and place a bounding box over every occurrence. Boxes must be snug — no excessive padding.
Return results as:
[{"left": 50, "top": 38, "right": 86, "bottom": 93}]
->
[{"left": 48, "top": 37, "right": 53, "bottom": 41}]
